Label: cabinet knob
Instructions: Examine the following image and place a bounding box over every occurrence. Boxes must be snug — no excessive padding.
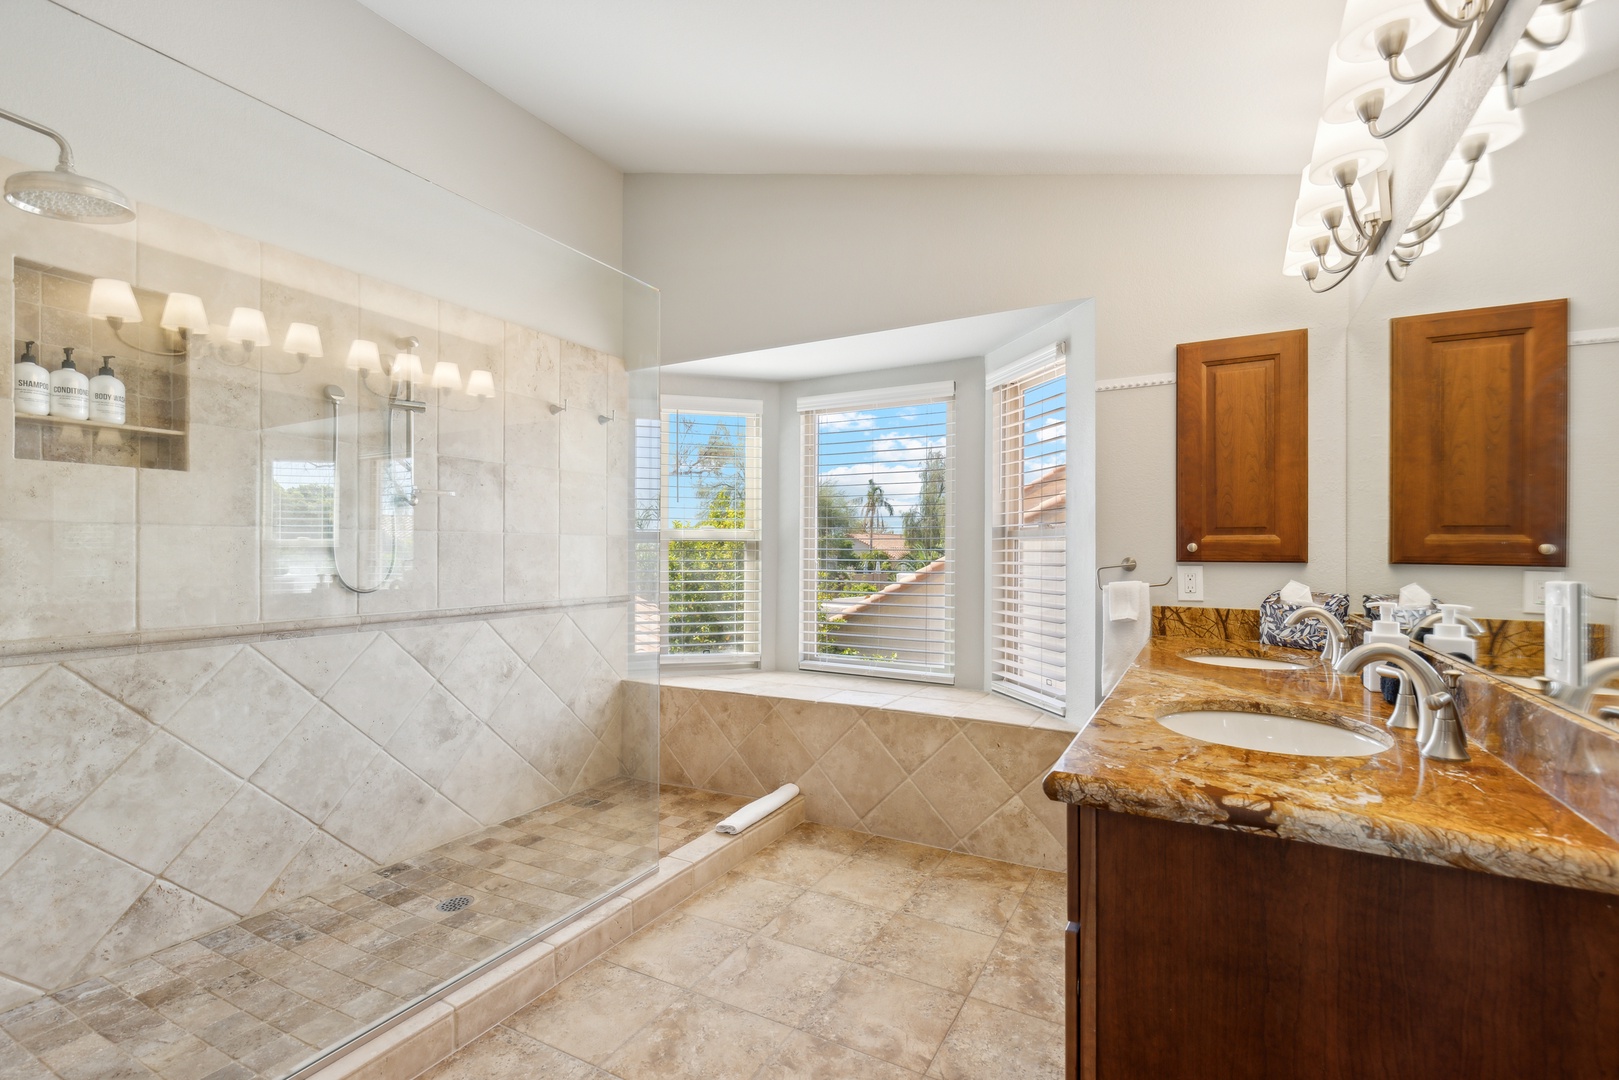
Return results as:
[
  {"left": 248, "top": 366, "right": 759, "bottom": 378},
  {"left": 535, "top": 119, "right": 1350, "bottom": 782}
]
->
[
  {"left": 1539, "top": 543, "right": 1558, "bottom": 556},
  {"left": 1186, "top": 542, "right": 1198, "bottom": 553}
]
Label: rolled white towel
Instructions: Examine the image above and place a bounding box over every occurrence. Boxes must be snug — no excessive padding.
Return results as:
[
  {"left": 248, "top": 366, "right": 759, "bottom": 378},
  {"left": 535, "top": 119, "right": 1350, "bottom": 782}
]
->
[{"left": 715, "top": 784, "right": 800, "bottom": 835}]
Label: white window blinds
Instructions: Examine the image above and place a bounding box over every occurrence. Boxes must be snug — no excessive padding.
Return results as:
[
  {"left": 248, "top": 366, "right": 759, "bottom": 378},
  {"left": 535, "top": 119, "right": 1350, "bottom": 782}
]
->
[
  {"left": 799, "top": 383, "right": 955, "bottom": 682},
  {"left": 660, "top": 399, "right": 763, "bottom": 663},
  {"left": 990, "top": 346, "right": 1068, "bottom": 713}
]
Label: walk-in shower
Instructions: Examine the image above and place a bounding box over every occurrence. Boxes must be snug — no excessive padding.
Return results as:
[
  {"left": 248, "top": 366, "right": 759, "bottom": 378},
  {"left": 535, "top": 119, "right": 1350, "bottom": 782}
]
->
[{"left": 0, "top": 4, "right": 660, "bottom": 1078}]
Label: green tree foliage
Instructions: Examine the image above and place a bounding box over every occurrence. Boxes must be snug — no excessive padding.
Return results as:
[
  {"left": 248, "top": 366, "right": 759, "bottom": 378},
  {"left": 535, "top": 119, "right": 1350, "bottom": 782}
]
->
[
  {"left": 901, "top": 449, "right": 946, "bottom": 567},
  {"left": 666, "top": 484, "right": 749, "bottom": 653}
]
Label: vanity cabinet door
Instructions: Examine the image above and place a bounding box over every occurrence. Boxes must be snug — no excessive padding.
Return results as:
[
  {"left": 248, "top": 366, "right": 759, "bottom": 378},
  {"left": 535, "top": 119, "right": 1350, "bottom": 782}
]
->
[
  {"left": 1176, "top": 329, "right": 1309, "bottom": 562},
  {"left": 1389, "top": 299, "right": 1568, "bottom": 566}
]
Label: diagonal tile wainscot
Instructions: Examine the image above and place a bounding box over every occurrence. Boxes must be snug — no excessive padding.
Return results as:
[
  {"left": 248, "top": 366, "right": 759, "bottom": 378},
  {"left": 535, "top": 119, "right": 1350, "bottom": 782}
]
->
[
  {"left": 659, "top": 672, "right": 1079, "bottom": 872},
  {"left": 0, "top": 601, "right": 633, "bottom": 1006}
]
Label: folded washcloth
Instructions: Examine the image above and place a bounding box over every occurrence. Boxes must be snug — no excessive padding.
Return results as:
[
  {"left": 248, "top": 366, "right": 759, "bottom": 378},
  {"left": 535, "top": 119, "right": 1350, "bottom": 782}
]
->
[
  {"left": 1106, "top": 579, "right": 1146, "bottom": 622},
  {"left": 1279, "top": 580, "right": 1314, "bottom": 607},
  {"left": 715, "top": 784, "right": 800, "bottom": 835}
]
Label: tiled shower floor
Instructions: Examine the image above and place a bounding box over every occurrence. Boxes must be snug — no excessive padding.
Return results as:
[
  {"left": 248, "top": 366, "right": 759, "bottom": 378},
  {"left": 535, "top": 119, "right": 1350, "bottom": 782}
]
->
[
  {"left": 422, "top": 822, "right": 1065, "bottom": 1079},
  {"left": 0, "top": 782, "right": 748, "bottom": 1080}
]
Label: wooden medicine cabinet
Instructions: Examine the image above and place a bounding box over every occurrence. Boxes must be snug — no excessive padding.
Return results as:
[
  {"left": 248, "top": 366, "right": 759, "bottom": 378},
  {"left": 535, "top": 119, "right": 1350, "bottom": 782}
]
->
[
  {"left": 1176, "top": 329, "right": 1309, "bottom": 563},
  {"left": 1389, "top": 299, "right": 1567, "bottom": 566}
]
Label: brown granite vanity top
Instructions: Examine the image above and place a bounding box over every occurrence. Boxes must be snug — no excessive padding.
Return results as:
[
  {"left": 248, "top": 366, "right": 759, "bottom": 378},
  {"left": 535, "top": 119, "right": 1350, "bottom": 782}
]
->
[{"left": 1043, "top": 637, "right": 1619, "bottom": 896}]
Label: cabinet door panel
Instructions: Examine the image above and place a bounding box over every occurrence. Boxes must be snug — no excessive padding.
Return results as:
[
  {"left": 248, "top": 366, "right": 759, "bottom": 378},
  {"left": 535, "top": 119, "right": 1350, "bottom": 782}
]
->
[
  {"left": 1176, "top": 330, "right": 1308, "bottom": 562},
  {"left": 1390, "top": 299, "right": 1567, "bottom": 565}
]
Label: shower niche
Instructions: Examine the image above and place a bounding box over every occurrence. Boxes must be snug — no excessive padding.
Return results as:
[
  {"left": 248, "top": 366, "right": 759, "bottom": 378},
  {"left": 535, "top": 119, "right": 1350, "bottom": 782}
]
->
[{"left": 12, "top": 258, "right": 190, "bottom": 470}]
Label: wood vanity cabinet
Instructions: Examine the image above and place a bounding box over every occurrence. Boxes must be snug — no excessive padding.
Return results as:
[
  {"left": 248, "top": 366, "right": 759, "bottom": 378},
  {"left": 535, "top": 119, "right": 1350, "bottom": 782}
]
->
[
  {"left": 1389, "top": 299, "right": 1568, "bottom": 566},
  {"left": 1064, "top": 805, "right": 1619, "bottom": 1079},
  {"left": 1176, "top": 330, "right": 1309, "bottom": 563}
]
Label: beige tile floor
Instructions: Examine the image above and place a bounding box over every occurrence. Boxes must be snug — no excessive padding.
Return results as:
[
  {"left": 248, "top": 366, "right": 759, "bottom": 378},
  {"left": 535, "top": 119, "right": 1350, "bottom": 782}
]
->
[
  {"left": 0, "top": 782, "right": 737, "bottom": 1080},
  {"left": 422, "top": 823, "right": 1065, "bottom": 1079}
]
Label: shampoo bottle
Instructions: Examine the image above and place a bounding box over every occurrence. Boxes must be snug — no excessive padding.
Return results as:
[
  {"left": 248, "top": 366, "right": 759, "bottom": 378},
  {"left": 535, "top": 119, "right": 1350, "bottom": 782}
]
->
[
  {"left": 49, "top": 347, "right": 90, "bottom": 420},
  {"left": 1426, "top": 604, "right": 1478, "bottom": 662},
  {"left": 89, "top": 356, "right": 126, "bottom": 425},
  {"left": 1362, "top": 601, "right": 1409, "bottom": 691},
  {"left": 13, "top": 341, "right": 50, "bottom": 416}
]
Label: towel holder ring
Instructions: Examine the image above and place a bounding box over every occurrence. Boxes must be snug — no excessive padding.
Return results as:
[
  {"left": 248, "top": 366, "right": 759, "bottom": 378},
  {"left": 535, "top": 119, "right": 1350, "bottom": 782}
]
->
[{"left": 1096, "top": 557, "right": 1174, "bottom": 592}]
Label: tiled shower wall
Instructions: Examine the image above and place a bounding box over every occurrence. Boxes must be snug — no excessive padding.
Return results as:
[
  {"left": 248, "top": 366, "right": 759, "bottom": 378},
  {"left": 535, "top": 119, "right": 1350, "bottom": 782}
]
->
[{"left": 0, "top": 177, "right": 650, "bottom": 1006}]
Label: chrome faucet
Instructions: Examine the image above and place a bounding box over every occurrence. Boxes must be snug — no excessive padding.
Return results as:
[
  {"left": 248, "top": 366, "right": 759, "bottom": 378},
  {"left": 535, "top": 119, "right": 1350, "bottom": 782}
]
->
[
  {"left": 1336, "top": 643, "right": 1470, "bottom": 761},
  {"left": 1283, "top": 605, "right": 1350, "bottom": 665},
  {"left": 1555, "top": 656, "right": 1619, "bottom": 714}
]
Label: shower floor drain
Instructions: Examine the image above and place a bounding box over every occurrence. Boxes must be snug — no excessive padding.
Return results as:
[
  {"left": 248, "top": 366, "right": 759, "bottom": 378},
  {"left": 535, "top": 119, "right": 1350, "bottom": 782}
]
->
[{"left": 436, "top": 896, "right": 473, "bottom": 913}]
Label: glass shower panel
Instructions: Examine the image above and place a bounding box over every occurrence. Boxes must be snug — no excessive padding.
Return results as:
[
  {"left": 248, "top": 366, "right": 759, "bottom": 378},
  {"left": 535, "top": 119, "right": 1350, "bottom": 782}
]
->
[{"left": 0, "top": 4, "right": 658, "bottom": 1078}]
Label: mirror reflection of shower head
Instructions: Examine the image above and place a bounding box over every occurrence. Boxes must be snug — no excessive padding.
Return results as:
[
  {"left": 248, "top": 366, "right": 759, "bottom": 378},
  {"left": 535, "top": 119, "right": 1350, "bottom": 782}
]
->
[
  {"left": 1, "top": 107, "right": 135, "bottom": 224},
  {"left": 324, "top": 385, "right": 346, "bottom": 404}
]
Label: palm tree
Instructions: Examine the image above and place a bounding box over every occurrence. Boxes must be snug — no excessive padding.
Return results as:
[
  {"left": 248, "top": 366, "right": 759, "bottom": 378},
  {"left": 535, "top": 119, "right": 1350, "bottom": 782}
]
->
[{"left": 861, "top": 479, "right": 894, "bottom": 554}]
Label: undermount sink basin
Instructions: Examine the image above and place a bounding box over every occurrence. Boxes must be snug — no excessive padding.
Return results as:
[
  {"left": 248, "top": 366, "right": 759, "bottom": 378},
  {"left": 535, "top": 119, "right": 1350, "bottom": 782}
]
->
[
  {"left": 1158, "top": 709, "right": 1391, "bottom": 757},
  {"left": 1181, "top": 653, "right": 1310, "bottom": 672}
]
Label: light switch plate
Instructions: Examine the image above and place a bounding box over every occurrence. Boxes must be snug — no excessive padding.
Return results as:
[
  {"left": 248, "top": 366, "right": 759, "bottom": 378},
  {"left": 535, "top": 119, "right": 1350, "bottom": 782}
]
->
[
  {"left": 1523, "top": 570, "right": 1560, "bottom": 613},
  {"left": 1177, "top": 564, "right": 1204, "bottom": 602}
]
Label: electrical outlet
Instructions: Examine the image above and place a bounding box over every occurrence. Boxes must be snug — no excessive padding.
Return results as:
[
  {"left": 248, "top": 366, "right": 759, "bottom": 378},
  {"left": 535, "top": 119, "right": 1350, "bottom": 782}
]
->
[
  {"left": 1177, "top": 564, "right": 1204, "bottom": 602},
  {"left": 1523, "top": 570, "right": 1560, "bottom": 613}
]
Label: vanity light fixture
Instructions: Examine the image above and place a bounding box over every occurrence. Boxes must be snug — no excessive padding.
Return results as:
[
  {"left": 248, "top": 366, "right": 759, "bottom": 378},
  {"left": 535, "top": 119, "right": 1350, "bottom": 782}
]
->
[
  {"left": 439, "top": 366, "right": 496, "bottom": 412},
  {"left": 268, "top": 321, "right": 324, "bottom": 374},
  {"left": 227, "top": 307, "right": 270, "bottom": 350},
  {"left": 430, "top": 360, "right": 462, "bottom": 392},
  {"left": 345, "top": 338, "right": 382, "bottom": 374},
  {"left": 392, "top": 346, "right": 424, "bottom": 384},
  {"left": 160, "top": 292, "right": 209, "bottom": 338},
  {"left": 88, "top": 277, "right": 142, "bottom": 328},
  {"left": 465, "top": 369, "right": 496, "bottom": 399}
]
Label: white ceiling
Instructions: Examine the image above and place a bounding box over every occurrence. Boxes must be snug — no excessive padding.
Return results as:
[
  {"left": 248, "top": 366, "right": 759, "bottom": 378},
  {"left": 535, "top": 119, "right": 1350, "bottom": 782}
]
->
[
  {"left": 355, "top": 1, "right": 1350, "bottom": 175},
  {"left": 662, "top": 302, "right": 1084, "bottom": 381}
]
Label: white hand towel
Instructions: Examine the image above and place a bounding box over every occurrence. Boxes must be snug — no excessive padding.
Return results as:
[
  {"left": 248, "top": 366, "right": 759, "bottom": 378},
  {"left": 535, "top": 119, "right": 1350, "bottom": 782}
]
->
[
  {"left": 1101, "top": 581, "right": 1152, "bottom": 697},
  {"left": 714, "top": 784, "right": 800, "bottom": 835},
  {"left": 1398, "top": 582, "right": 1432, "bottom": 608},
  {"left": 1279, "top": 580, "right": 1314, "bottom": 607}
]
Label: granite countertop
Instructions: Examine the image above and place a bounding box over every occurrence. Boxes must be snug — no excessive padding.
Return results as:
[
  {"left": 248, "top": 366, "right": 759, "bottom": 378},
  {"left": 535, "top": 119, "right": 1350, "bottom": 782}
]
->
[{"left": 1043, "top": 638, "right": 1619, "bottom": 896}]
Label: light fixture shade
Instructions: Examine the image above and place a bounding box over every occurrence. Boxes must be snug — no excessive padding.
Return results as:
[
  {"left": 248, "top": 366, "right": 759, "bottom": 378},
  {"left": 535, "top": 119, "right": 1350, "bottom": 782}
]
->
[
  {"left": 465, "top": 369, "right": 496, "bottom": 398},
  {"left": 1461, "top": 84, "right": 1525, "bottom": 155},
  {"left": 430, "top": 360, "right": 462, "bottom": 391},
  {"left": 1306, "top": 119, "right": 1388, "bottom": 188},
  {"left": 1511, "top": 8, "right": 1587, "bottom": 85},
  {"left": 393, "top": 352, "right": 424, "bottom": 382},
  {"left": 159, "top": 292, "right": 209, "bottom": 334},
  {"left": 1336, "top": 0, "right": 1444, "bottom": 63},
  {"left": 346, "top": 339, "right": 381, "bottom": 373},
  {"left": 282, "top": 322, "right": 323, "bottom": 358},
  {"left": 227, "top": 307, "right": 270, "bottom": 347},
  {"left": 1320, "top": 56, "right": 1406, "bottom": 126},
  {"left": 88, "top": 278, "right": 142, "bottom": 323}
]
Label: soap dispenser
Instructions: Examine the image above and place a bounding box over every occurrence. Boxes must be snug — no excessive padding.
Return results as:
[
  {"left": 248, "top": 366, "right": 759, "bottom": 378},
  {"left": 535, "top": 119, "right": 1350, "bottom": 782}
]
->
[
  {"left": 13, "top": 341, "right": 49, "bottom": 416},
  {"left": 49, "top": 347, "right": 90, "bottom": 420},
  {"left": 1362, "top": 601, "right": 1409, "bottom": 691},
  {"left": 89, "top": 356, "right": 126, "bottom": 425},
  {"left": 1426, "top": 604, "right": 1478, "bottom": 662}
]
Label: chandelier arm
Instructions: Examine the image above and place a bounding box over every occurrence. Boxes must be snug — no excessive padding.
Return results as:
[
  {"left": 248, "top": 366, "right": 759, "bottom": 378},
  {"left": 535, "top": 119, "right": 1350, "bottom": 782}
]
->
[
  {"left": 1367, "top": 53, "right": 1462, "bottom": 137},
  {"left": 1423, "top": 0, "right": 1482, "bottom": 31},
  {"left": 1388, "top": 28, "right": 1473, "bottom": 84},
  {"left": 1330, "top": 222, "right": 1370, "bottom": 258},
  {"left": 1405, "top": 160, "right": 1477, "bottom": 232},
  {"left": 1308, "top": 255, "right": 1361, "bottom": 292},
  {"left": 1387, "top": 259, "right": 1409, "bottom": 282},
  {"left": 1522, "top": 10, "right": 1575, "bottom": 48},
  {"left": 1402, "top": 215, "right": 1444, "bottom": 245}
]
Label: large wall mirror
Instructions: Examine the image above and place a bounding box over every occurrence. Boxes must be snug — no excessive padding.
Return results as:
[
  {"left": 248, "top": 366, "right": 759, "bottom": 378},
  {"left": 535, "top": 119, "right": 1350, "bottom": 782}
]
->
[{"left": 1344, "top": 66, "right": 1619, "bottom": 718}]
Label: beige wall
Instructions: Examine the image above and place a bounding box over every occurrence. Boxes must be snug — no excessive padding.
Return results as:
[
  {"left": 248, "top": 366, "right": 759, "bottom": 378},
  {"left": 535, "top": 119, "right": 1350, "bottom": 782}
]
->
[
  {"left": 48, "top": 0, "right": 624, "bottom": 265},
  {"left": 626, "top": 172, "right": 1350, "bottom": 613}
]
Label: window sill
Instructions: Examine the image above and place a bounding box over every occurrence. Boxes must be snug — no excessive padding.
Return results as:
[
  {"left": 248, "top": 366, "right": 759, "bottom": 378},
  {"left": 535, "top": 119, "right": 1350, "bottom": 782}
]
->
[{"left": 660, "top": 668, "right": 1075, "bottom": 731}]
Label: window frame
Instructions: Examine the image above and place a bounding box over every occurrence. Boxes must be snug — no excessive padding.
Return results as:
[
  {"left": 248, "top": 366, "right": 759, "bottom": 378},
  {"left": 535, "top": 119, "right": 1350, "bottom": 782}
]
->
[
  {"left": 988, "top": 343, "right": 1069, "bottom": 714},
  {"left": 797, "top": 381, "right": 958, "bottom": 684},
  {"left": 657, "top": 395, "right": 764, "bottom": 668}
]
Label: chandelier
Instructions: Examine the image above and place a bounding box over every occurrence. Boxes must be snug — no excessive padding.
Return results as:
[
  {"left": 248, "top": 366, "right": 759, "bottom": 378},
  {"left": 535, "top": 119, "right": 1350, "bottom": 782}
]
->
[{"left": 1286, "top": 0, "right": 1592, "bottom": 291}]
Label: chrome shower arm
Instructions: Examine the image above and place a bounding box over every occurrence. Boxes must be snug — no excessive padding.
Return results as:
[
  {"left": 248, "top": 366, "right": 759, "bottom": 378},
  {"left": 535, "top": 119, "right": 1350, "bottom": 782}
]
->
[{"left": 0, "top": 107, "right": 75, "bottom": 171}]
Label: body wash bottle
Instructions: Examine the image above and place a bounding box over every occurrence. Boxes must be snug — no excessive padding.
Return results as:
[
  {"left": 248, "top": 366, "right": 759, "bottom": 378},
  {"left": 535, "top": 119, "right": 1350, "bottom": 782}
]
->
[
  {"left": 89, "top": 356, "right": 126, "bottom": 424},
  {"left": 13, "top": 341, "right": 50, "bottom": 416},
  {"left": 49, "top": 347, "right": 90, "bottom": 420}
]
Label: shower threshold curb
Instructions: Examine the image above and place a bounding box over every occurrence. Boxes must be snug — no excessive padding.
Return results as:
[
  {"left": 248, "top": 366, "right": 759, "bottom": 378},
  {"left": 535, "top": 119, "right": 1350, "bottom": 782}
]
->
[{"left": 294, "top": 792, "right": 807, "bottom": 1080}]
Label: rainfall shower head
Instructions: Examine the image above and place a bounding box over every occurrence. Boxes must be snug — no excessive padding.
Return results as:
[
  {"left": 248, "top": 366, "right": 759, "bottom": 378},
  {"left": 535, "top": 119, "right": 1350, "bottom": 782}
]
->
[{"left": 1, "top": 107, "right": 135, "bottom": 224}]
